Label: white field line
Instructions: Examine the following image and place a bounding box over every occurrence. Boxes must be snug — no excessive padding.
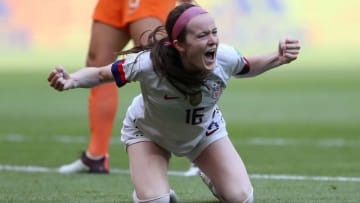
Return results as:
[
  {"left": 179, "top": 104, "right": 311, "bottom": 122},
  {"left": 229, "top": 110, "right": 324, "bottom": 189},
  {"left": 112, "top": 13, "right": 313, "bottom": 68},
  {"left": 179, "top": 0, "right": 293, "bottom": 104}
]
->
[
  {"left": 1, "top": 134, "right": 360, "bottom": 147},
  {"left": 1, "top": 164, "right": 360, "bottom": 182}
]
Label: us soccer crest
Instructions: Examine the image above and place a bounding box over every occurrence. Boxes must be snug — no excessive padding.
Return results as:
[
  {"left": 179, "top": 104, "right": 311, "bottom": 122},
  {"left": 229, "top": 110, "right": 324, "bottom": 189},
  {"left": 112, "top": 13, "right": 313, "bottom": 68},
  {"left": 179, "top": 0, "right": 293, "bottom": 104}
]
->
[{"left": 208, "top": 80, "right": 223, "bottom": 99}]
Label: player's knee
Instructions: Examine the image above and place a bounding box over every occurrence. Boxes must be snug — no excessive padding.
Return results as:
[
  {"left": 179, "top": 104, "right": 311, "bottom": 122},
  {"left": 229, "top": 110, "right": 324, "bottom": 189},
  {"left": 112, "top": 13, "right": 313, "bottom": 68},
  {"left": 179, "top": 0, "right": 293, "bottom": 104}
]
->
[
  {"left": 86, "top": 50, "right": 99, "bottom": 66},
  {"left": 132, "top": 190, "right": 177, "bottom": 203},
  {"left": 220, "top": 186, "right": 254, "bottom": 203},
  {"left": 86, "top": 50, "right": 113, "bottom": 67}
]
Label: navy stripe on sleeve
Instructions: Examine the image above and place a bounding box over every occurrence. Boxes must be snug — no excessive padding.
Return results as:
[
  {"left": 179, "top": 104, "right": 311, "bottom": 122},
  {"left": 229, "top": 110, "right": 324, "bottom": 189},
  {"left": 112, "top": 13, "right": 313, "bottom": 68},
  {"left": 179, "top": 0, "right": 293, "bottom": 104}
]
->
[
  {"left": 236, "top": 57, "right": 250, "bottom": 75},
  {"left": 111, "top": 59, "right": 127, "bottom": 87}
]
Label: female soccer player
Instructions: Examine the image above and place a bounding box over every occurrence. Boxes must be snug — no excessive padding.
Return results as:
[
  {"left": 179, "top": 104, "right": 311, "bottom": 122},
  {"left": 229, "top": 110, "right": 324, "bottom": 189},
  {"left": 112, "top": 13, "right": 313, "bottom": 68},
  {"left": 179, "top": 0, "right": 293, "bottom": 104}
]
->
[
  {"left": 48, "top": 3, "right": 300, "bottom": 202},
  {"left": 59, "top": 0, "right": 199, "bottom": 176}
]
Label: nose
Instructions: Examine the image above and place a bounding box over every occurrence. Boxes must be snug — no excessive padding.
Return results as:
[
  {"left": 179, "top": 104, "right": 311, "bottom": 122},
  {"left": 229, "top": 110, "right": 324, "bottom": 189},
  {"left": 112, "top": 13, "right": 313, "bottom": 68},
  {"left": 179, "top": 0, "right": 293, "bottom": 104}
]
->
[{"left": 208, "top": 33, "right": 218, "bottom": 45}]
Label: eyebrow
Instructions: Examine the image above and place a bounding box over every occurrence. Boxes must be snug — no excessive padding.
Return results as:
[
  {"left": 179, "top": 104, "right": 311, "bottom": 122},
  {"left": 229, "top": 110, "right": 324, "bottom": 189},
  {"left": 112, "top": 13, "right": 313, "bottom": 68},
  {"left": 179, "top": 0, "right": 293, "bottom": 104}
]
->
[{"left": 197, "top": 27, "right": 217, "bottom": 35}]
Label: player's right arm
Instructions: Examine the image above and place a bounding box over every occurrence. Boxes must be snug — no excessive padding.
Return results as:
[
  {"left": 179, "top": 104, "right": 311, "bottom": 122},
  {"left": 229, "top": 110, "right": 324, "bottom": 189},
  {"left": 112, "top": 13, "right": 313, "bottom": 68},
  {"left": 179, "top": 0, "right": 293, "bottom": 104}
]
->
[{"left": 47, "top": 64, "right": 113, "bottom": 91}]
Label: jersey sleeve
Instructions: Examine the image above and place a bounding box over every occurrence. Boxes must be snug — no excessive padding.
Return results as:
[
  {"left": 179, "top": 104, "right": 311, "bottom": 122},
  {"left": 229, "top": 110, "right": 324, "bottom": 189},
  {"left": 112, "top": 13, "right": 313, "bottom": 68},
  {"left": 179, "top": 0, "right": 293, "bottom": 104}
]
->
[
  {"left": 111, "top": 52, "right": 151, "bottom": 87},
  {"left": 217, "top": 44, "right": 249, "bottom": 78},
  {"left": 111, "top": 59, "right": 127, "bottom": 87}
]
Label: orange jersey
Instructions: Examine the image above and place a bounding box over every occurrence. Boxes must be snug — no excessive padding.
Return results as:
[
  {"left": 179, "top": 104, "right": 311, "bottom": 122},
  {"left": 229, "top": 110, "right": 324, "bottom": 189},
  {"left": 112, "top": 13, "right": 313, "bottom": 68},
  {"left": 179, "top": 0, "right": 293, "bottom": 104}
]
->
[{"left": 93, "top": 0, "right": 176, "bottom": 31}]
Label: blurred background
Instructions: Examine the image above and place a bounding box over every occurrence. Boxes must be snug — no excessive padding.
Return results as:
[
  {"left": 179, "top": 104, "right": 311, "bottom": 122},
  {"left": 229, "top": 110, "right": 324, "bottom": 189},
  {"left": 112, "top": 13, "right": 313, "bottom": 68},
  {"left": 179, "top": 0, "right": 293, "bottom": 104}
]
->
[{"left": 1, "top": 0, "right": 359, "bottom": 70}]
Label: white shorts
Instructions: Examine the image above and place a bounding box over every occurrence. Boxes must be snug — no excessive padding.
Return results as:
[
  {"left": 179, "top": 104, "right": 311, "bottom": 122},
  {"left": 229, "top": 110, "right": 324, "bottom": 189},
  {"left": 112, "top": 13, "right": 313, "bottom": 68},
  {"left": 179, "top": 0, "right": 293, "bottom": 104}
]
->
[{"left": 120, "top": 95, "right": 228, "bottom": 161}]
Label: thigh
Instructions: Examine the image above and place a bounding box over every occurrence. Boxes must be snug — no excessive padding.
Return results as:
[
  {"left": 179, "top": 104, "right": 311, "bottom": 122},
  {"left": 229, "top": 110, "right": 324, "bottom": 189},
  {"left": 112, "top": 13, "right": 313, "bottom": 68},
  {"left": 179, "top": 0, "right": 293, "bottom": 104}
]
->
[
  {"left": 87, "top": 21, "right": 130, "bottom": 66},
  {"left": 194, "top": 136, "right": 252, "bottom": 195},
  {"left": 128, "top": 17, "right": 164, "bottom": 46},
  {"left": 127, "top": 141, "right": 171, "bottom": 199}
]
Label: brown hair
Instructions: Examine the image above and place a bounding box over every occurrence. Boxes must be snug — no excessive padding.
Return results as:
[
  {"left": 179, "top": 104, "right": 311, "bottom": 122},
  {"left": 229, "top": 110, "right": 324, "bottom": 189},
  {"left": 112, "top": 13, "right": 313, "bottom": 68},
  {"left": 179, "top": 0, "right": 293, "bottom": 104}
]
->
[{"left": 120, "top": 3, "right": 210, "bottom": 95}]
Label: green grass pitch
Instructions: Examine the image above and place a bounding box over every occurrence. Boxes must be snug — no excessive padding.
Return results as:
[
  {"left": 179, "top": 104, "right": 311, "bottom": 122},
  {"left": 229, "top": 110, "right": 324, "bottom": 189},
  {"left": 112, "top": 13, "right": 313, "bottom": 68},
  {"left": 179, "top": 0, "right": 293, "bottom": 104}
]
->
[{"left": 0, "top": 62, "right": 359, "bottom": 202}]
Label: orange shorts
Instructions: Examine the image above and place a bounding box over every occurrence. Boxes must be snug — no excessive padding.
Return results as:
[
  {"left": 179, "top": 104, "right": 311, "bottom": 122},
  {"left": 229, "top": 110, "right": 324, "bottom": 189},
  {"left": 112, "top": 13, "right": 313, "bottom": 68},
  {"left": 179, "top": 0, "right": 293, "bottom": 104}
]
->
[{"left": 93, "top": 0, "right": 176, "bottom": 31}]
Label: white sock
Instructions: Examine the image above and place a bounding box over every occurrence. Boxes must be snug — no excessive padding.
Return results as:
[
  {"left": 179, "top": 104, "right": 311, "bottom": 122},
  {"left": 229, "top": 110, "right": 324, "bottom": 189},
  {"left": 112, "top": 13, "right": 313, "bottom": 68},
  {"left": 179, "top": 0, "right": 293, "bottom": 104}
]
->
[
  {"left": 242, "top": 187, "right": 254, "bottom": 203},
  {"left": 132, "top": 191, "right": 171, "bottom": 203},
  {"left": 85, "top": 151, "right": 103, "bottom": 160}
]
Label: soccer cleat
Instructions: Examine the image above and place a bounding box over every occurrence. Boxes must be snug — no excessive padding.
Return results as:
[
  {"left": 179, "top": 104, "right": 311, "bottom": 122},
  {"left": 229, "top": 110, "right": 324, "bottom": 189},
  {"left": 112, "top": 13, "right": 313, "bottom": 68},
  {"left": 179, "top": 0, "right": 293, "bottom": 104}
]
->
[
  {"left": 184, "top": 163, "right": 200, "bottom": 176},
  {"left": 58, "top": 152, "right": 109, "bottom": 174},
  {"left": 169, "top": 189, "right": 178, "bottom": 203}
]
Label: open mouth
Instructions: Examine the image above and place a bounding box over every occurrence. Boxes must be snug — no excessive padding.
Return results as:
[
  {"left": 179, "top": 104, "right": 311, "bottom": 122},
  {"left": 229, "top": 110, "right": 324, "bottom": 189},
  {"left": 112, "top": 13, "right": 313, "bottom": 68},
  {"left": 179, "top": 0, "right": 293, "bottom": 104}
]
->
[{"left": 204, "top": 50, "right": 216, "bottom": 63}]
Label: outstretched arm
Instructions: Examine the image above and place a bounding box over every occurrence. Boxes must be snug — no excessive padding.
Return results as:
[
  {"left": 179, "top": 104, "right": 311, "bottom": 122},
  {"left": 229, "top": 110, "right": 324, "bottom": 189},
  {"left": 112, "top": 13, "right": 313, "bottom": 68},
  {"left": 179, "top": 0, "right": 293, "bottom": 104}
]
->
[
  {"left": 47, "top": 64, "right": 114, "bottom": 91},
  {"left": 239, "top": 38, "right": 300, "bottom": 77}
]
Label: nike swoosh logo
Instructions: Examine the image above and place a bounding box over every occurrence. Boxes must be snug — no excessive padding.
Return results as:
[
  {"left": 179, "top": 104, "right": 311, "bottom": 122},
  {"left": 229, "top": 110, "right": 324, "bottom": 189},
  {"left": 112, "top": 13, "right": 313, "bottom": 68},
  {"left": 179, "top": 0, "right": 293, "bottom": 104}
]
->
[
  {"left": 164, "top": 94, "right": 180, "bottom": 100},
  {"left": 205, "top": 128, "right": 218, "bottom": 136}
]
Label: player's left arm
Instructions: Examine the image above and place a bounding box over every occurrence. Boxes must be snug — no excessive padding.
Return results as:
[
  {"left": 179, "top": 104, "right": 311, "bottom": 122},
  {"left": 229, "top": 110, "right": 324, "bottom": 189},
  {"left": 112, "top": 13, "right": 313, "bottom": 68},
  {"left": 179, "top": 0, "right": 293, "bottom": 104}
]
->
[{"left": 238, "top": 38, "right": 300, "bottom": 78}]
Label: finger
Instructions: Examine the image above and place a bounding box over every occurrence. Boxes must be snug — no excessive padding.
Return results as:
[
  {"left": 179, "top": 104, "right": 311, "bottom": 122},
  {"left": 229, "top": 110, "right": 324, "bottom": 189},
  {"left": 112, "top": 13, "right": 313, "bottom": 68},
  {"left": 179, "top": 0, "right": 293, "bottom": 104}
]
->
[
  {"left": 283, "top": 46, "right": 300, "bottom": 53},
  {"left": 55, "top": 65, "right": 64, "bottom": 73},
  {"left": 58, "top": 72, "right": 64, "bottom": 78},
  {"left": 48, "top": 65, "right": 64, "bottom": 82},
  {"left": 279, "top": 41, "right": 286, "bottom": 56},
  {"left": 284, "top": 52, "right": 298, "bottom": 61},
  {"left": 54, "top": 77, "right": 65, "bottom": 91},
  {"left": 50, "top": 73, "right": 63, "bottom": 90},
  {"left": 286, "top": 50, "right": 300, "bottom": 56},
  {"left": 47, "top": 70, "right": 57, "bottom": 82},
  {"left": 281, "top": 44, "right": 286, "bottom": 56},
  {"left": 56, "top": 65, "right": 71, "bottom": 79},
  {"left": 49, "top": 72, "right": 58, "bottom": 87},
  {"left": 281, "top": 44, "right": 300, "bottom": 59},
  {"left": 285, "top": 39, "right": 299, "bottom": 44},
  {"left": 58, "top": 78, "right": 69, "bottom": 91},
  {"left": 284, "top": 46, "right": 300, "bottom": 55},
  {"left": 63, "top": 79, "right": 73, "bottom": 90},
  {"left": 284, "top": 43, "right": 301, "bottom": 50}
]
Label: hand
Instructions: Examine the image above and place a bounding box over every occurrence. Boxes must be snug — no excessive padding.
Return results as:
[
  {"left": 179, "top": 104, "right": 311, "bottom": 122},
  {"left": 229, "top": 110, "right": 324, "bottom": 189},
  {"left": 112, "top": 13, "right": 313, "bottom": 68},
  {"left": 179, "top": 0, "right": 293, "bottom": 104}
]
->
[
  {"left": 47, "top": 65, "right": 75, "bottom": 91},
  {"left": 278, "top": 39, "right": 301, "bottom": 64}
]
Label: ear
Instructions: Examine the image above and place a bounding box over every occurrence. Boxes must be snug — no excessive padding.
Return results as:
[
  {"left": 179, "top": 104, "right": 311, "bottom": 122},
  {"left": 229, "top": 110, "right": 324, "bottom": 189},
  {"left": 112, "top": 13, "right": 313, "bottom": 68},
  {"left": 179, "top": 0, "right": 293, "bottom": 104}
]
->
[{"left": 173, "top": 40, "right": 185, "bottom": 53}]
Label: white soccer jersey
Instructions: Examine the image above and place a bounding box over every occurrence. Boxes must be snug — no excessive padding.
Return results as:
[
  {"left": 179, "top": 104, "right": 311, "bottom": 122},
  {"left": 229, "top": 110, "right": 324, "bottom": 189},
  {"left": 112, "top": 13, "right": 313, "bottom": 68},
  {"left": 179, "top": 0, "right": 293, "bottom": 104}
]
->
[{"left": 111, "top": 44, "right": 248, "bottom": 158}]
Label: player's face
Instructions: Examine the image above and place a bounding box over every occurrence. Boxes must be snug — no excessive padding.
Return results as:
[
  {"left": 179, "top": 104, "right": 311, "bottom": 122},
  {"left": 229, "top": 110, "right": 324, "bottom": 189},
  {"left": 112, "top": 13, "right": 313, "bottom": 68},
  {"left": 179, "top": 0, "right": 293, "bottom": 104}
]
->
[{"left": 179, "top": 13, "right": 218, "bottom": 72}]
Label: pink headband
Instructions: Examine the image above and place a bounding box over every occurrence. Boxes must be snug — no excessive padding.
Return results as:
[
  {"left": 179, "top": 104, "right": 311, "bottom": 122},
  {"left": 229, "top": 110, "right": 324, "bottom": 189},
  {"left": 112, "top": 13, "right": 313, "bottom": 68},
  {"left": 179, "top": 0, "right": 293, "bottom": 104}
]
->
[{"left": 171, "top": 6, "right": 208, "bottom": 41}]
